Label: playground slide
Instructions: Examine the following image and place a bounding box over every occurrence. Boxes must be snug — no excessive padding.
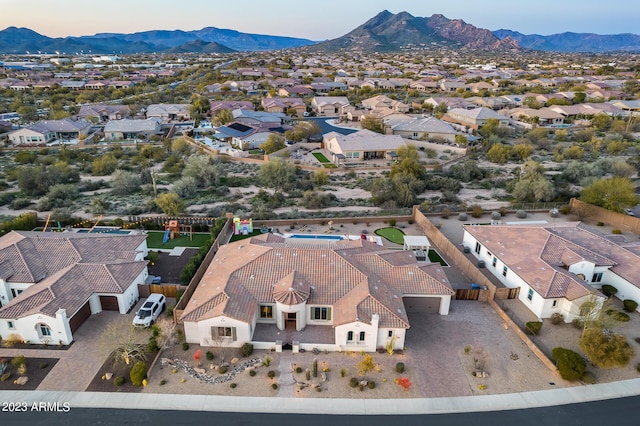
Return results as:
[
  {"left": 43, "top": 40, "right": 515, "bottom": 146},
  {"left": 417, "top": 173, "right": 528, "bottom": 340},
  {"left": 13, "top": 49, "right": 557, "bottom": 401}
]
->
[{"left": 163, "top": 229, "right": 170, "bottom": 244}]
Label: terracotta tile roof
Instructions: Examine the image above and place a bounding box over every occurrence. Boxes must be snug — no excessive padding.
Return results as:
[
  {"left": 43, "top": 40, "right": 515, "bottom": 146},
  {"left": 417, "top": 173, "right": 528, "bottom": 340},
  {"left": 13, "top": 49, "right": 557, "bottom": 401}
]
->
[
  {"left": 462, "top": 222, "right": 632, "bottom": 301},
  {"left": 0, "top": 231, "right": 147, "bottom": 320},
  {"left": 181, "top": 235, "right": 454, "bottom": 329}
]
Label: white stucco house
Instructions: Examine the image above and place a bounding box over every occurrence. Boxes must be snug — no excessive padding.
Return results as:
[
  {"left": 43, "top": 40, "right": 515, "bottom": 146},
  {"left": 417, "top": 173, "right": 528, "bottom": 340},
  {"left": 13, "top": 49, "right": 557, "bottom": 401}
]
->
[
  {"left": 180, "top": 234, "right": 454, "bottom": 353},
  {"left": 461, "top": 222, "right": 640, "bottom": 322},
  {"left": 0, "top": 231, "right": 149, "bottom": 345},
  {"left": 323, "top": 129, "right": 407, "bottom": 163}
]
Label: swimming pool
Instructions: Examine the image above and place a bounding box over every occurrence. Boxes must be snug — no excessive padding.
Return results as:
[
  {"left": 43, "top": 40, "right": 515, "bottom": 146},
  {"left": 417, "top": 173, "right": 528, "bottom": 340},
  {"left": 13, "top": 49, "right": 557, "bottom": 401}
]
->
[
  {"left": 76, "top": 229, "right": 133, "bottom": 235},
  {"left": 288, "top": 234, "right": 345, "bottom": 240}
]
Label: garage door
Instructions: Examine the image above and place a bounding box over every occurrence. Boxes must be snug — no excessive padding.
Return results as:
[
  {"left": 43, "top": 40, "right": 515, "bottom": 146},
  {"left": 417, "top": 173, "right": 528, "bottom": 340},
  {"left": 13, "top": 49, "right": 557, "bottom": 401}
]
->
[
  {"left": 404, "top": 297, "right": 441, "bottom": 313},
  {"left": 69, "top": 302, "right": 91, "bottom": 333},
  {"left": 100, "top": 296, "right": 119, "bottom": 311}
]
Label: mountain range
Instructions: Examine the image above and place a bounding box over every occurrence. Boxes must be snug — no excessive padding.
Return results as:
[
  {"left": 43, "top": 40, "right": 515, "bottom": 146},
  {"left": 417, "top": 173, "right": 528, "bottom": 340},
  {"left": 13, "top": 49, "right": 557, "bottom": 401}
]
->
[{"left": 0, "top": 11, "right": 638, "bottom": 54}]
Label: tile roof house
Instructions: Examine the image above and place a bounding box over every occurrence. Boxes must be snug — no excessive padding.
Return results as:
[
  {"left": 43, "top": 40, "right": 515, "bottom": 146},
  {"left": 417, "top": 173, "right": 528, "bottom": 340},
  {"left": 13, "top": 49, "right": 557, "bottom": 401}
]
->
[
  {"left": 8, "top": 118, "right": 92, "bottom": 146},
  {"left": 311, "top": 97, "right": 351, "bottom": 117},
  {"left": 0, "top": 231, "right": 149, "bottom": 345},
  {"left": 77, "top": 104, "right": 131, "bottom": 123},
  {"left": 323, "top": 129, "right": 407, "bottom": 163},
  {"left": 383, "top": 116, "right": 458, "bottom": 142},
  {"left": 442, "top": 107, "right": 509, "bottom": 130},
  {"left": 261, "top": 97, "right": 307, "bottom": 116},
  {"left": 181, "top": 234, "right": 454, "bottom": 352},
  {"left": 146, "top": 104, "right": 191, "bottom": 122},
  {"left": 460, "top": 222, "right": 640, "bottom": 321},
  {"left": 103, "top": 118, "right": 162, "bottom": 141}
]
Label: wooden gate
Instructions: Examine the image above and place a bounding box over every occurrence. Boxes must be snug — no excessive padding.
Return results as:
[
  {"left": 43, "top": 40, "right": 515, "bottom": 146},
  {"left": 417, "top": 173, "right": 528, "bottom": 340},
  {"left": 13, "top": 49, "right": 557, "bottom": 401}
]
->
[
  {"left": 455, "top": 289, "right": 480, "bottom": 301},
  {"left": 150, "top": 284, "right": 178, "bottom": 298},
  {"left": 507, "top": 287, "right": 520, "bottom": 299}
]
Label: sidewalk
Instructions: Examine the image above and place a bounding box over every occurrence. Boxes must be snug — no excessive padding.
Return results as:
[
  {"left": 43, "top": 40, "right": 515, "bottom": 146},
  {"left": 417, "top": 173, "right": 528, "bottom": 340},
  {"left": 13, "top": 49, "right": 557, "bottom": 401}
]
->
[{"left": 2, "top": 377, "right": 640, "bottom": 414}]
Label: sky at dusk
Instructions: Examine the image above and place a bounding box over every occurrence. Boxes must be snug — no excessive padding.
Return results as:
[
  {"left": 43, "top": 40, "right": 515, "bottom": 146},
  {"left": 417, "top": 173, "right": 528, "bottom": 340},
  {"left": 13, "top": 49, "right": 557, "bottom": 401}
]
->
[{"left": 2, "top": 0, "right": 639, "bottom": 40}]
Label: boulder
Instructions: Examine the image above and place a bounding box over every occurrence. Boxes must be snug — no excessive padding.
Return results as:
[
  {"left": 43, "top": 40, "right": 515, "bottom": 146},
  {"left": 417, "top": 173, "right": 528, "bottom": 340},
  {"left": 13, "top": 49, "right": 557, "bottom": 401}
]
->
[
  {"left": 104, "top": 372, "right": 113, "bottom": 380},
  {"left": 16, "top": 376, "right": 28, "bottom": 385},
  {"left": 230, "top": 357, "right": 239, "bottom": 365},
  {"left": 194, "top": 368, "right": 206, "bottom": 375}
]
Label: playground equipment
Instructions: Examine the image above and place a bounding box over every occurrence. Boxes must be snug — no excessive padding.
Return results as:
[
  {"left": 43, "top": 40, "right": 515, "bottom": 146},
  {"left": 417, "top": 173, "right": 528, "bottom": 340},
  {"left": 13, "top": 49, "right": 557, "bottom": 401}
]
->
[
  {"left": 164, "top": 219, "right": 193, "bottom": 243},
  {"left": 88, "top": 215, "right": 103, "bottom": 233},
  {"left": 233, "top": 217, "right": 253, "bottom": 236},
  {"left": 43, "top": 214, "right": 51, "bottom": 232}
]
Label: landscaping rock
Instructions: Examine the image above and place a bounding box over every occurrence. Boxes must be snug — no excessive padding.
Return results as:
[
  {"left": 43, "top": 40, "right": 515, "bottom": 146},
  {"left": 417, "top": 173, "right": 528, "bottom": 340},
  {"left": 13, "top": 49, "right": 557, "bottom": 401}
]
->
[
  {"left": 160, "top": 357, "right": 262, "bottom": 384},
  {"left": 230, "top": 357, "right": 239, "bottom": 365},
  {"left": 16, "top": 376, "right": 28, "bottom": 385},
  {"left": 194, "top": 368, "right": 206, "bottom": 375},
  {"left": 104, "top": 372, "right": 113, "bottom": 380}
]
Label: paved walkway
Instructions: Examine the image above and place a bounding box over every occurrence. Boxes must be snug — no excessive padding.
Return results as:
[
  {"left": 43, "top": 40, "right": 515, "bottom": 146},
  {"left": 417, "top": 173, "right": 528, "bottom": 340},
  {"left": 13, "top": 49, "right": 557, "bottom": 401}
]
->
[
  {"left": 2, "top": 378, "right": 640, "bottom": 414},
  {"left": 276, "top": 352, "right": 296, "bottom": 397}
]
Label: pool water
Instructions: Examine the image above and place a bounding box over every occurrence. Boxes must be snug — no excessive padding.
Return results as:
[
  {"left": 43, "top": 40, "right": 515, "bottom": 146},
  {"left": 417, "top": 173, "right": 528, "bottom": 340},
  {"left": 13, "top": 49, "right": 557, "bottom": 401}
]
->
[{"left": 288, "top": 234, "right": 345, "bottom": 240}]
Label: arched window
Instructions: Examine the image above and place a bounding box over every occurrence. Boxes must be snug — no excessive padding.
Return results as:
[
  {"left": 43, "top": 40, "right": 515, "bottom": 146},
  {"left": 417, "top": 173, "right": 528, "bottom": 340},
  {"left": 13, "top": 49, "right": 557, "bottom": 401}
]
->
[
  {"left": 346, "top": 331, "right": 353, "bottom": 342},
  {"left": 36, "top": 323, "right": 52, "bottom": 339}
]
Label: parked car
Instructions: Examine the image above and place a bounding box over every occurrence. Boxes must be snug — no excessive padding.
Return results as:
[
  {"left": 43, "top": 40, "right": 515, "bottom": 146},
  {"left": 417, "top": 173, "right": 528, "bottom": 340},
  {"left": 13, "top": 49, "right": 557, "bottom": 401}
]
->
[
  {"left": 133, "top": 293, "right": 166, "bottom": 327},
  {"left": 624, "top": 208, "right": 635, "bottom": 216}
]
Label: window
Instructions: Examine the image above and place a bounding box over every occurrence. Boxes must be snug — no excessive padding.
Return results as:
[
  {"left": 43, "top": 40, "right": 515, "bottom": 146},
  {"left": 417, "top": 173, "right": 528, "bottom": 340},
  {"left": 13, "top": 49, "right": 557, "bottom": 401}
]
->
[
  {"left": 40, "top": 325, "right": 51, "bottom": 337},
  {"left": 475, "top": 242, "right": 481, "bottom": 254},
  {"left": 260, "top": 305, "right": 273, "bottom": 319},
  {"left": 213, "top": 326, "right": 237, "bottom": 341},
  {"left": 10, "top": 289, "right": 23, "bottom": 298},
  {"left": 492, "top": 257, "right": 497, "bottom": 268},
  {"left": 503, "top": 266, "right": 508, "bottom": 277},
  {"left": 7, "top": 321, "right": 15, "bottom": 330},
  {"left": 347, "top": 331, "right": 354, "bottom": 342},
  {"left": 311, "top": 307, "right": 331, "bottom": 321},
  {"left": 552, "top": 300, "right": 558, "bottom": 308},
  {"left": 487, "top": 252, "right": 492, "bottom": 258},
  {"left": 359, "top": 331, "right": 366, "bottom": 342},
  {"left": 388, "top": 330, "right": 393, "bottom": 338},
  {"left": 527, "top": 288, "right": 534, "bottom": 302},
  {"left": 592, "top": 272, "right": 603, "bottom": 283}
]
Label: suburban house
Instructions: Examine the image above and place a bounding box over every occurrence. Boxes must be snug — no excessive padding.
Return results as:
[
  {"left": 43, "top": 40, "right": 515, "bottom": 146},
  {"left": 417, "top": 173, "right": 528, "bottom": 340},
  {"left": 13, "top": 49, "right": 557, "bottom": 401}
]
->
[
  {"left": 311, "top": 96, "right": 351, "bottom": 117},
  {"left": 77, "top": 104, "right": 131, "bottom": 123},
  {"left": 146, "top": 104, "right": 191, "bottom": 122},
  {"left": 504, "top": 107, "right": 565, "bottom": 127},
  {"left": 0, "top": 231, "right": 149, "bottom": 345},
  {"left": 103, "top": 118, "right": 162, "bottom": 141},
  {"left": 442, "top": 107, "right": 509, "bottom": 130},
  {"left": 232, "top": 109, "right": 291, "bottom": 126},
  {"left": 261, "top": 98, "right": 307, "bottom": 116},
  {"left": 460, "top": 222, "right": 640, "bottom": 322},
  {"left": 362, "top": 95, "right": 410, "bottom": 114},
  {"left": 217, "top": 122, "right": 287, "bottom": 150},
  {"left": 180, "top": 234, "right": 454, "bottom": 352},
  {"left": 8, "top": 118, "right": 92, "bottom": 145},
  {"left": 209, "top": 101, "right": 254, "bottom": 114},
  {"left": 323, "top": 129, "right": 407, "bottom": 163},
  {"left": 383, "top": 116, "right": 458, "bottom": 142}
]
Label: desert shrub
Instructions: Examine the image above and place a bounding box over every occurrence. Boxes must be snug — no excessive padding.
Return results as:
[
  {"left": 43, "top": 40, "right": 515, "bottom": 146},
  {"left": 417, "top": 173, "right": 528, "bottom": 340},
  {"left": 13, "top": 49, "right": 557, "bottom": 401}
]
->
[
  {"left": 572, "top": 318, "right": 584, "bottom": 329},
  {"left": 552, "top": 347, "right": 586, "bottom": 381},
  {"left": 313, "top": 358, "right": 318, "bottom": 377},
  {"left": 559, "top": 205, "right": 571, "bottom": 215},
  {"left": 601, "top": 285, "right": 618, "bottom": 297},
  {"left": 2, "top": 334, "right": 23, "bottom": 348},
  {"left": 160, "top": 379, "right": 166, "bottom": 385},
  {"left": 470, "top": 205, "right": 483, "bottom": 218},
  {"left": 526, "top": 321, "right": 543, "bottom": 335},
  {"left": 239, "top": 343, "right": 254, "bottom": 357},
  {"left": 389, "top": 219, "right": 397, "bottom": 227},
  {"left": 349, "top": 377, "right": 359, "bottom": 388},
  {"left": 130, "top": 361, "right": 147, "bottom": 386},
  {"left": 296, "top": 366, "right": 303, "bottom": 374},
  {"left": 441, "top": 208, "right": 451, "bottom": 219},
  {"left": 458, "top": 212, "right": 468, "bottom": 221},
  {"left": 623, "top": 300, "right": 638, "bottom": 312},
  {"left": 550, "top": 313, "right": 564, "bottom": 325},
  {"left": 612, "top": 229, "right": 622, "bottom": 235},
  {"left": 39, "top": 362, "right": 48, "bottom": 369},
  {"left": 218, "top": 366, "right": 228, "bottom": 374},
  {"left": 206, "top": 351, "right": 214, "bottom": 361},
  {"left": 340, "top": 368, "right": 347, "bottom": 377},
  {"left": 272, "top": 383, "right": 278, "bottom": 390},
  {"left": 606, "top": 309, "right": 630, "bottom": 322},
  {"left": 182, "top": 342, "right": 190, "bottom": 351},
  {"left": 580, "top": 328, "right": 634, "bottom": 368},
  {"left": 230, "top": 383, "right": 237, "bottom": 389},
  {"left": 267, "top": 370, "right": 276, "bottom": 379},
  {"left": 249, "top": 370, "right": 257, "bottom": 377},
  {"left": 581, "top": 371, "right": 596, "bottom": 384},
  {"left": 395, "top": 362, "right": 405, "bottom": 373},
  {"left": 11, "top": 356, "right": 26, "bottom": 368},
  {"left": 367, "top": 380, "right": 376, "bottom": 389},
  {"left": 113, "top": 376, "right": 125, "bottom": 386},
  {"left": 1, "top": 372, "right": 11, "bottom": 381},
  {"left": 597, "top": 222, "right": 605, "bottom": 226}
]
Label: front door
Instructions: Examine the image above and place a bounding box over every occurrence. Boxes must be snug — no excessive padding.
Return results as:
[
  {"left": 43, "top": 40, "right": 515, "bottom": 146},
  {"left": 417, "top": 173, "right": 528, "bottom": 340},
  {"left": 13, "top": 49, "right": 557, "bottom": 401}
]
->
[{"left": 285, "top": 312, "right": 297, "bottom": 329}]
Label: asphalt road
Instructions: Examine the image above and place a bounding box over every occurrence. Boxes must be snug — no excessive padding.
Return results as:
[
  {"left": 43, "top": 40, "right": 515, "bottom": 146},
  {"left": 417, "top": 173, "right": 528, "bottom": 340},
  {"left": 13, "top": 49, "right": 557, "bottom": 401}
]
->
[{"left": 3, "top": 395, "right": 639, "bottom": 426}]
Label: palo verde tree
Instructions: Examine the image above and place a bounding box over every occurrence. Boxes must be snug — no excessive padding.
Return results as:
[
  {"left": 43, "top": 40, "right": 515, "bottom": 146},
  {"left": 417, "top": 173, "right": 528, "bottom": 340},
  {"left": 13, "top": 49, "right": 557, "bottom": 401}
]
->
[{"left": 580, "top": 177, "right": 638, "bottom": 212}]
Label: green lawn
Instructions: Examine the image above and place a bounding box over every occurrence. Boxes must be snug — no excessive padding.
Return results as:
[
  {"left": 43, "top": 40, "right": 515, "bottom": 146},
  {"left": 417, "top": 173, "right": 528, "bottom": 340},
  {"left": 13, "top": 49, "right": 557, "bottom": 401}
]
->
[
  {"left": 312, "top": 152, "right": 331, "bottom": 163},
  {"left": 374, "top": 227, "right": 406, "bottom": 245},
  {"left": 146, "top": 231, "right": 212, "bottom": 249},
  {"left": 229, "top": 229, "right": 263, "bottom": 242},
  {"left": 428, "top": 249, "right": 449, "bottom": 267}
]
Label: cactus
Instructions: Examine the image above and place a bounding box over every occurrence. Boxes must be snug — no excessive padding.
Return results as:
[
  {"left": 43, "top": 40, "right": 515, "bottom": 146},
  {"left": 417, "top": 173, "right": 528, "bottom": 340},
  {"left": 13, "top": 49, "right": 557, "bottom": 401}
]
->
[{"left": 313, "top": 358, "right": 318, "bottom": 377}]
